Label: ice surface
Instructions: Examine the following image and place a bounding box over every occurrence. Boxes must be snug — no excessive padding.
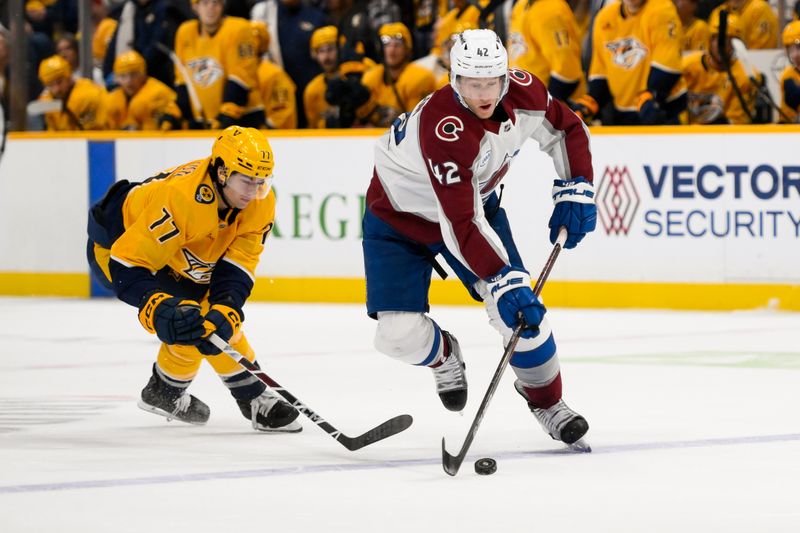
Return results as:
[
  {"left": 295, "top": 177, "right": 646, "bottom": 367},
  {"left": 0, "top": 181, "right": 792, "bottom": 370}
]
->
[{"left": 1, "top": 298, "right": 799, "bottom": 532}]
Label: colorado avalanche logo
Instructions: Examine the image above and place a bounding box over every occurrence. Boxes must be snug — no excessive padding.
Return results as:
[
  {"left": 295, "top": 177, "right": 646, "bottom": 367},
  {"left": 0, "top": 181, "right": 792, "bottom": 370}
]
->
[
  {"left": 509, "top": 68, "right": 533, "bottom": 86},
  {"left": 435, "top": 116, "right": 464, "bottom": 142},
  {"left": 606, "top": 38, "right": 648, "bottom": 69},
  {"left": 187, "top": 57, "right": 224, "bottom": 88}
]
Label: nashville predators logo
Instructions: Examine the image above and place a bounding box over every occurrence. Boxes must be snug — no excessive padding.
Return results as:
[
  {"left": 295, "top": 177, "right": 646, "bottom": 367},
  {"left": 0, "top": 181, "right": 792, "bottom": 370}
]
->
[
  {"left": 195, "top": 184, "right": 215, "bottom": 204},
  {"left": 606, "top": 38, "right": 648, "bottom": 69},
  {"left": 181, "top": 248, "right": 216, "bottom": 283},
  {"left": 187, "top": 57, "right": 224, "bottom": 88}
]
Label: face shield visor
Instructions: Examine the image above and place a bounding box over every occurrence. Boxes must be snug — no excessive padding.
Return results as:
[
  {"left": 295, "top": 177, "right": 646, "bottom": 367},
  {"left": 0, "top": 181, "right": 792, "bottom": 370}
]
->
[
  {"left": 226, "top": 171, "right": 274, "bottom": 200},
  {"left": 454, "top": 75, "right": 505, "bottom": 101}
]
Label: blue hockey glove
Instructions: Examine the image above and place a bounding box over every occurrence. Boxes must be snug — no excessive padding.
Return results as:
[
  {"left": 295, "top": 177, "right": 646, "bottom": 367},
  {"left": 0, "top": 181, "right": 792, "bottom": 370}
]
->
[
  {"left": 548, "top": 177, "right": 597, "bottom": 249},
  {"left": 197, "top": 303, "right": 243, "bottom": 355},
  {"left": 138, "top": 292, "right": 206, "bottom": 345},
  {"left": 487, "top": 266, "right": 546, "bottom": 338}
]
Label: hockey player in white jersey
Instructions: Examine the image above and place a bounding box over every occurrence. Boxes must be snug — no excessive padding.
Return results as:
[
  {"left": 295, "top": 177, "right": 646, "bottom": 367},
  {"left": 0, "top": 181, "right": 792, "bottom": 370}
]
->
[{"left": 362, "top": 29, "right": 596, "bottom": 447}]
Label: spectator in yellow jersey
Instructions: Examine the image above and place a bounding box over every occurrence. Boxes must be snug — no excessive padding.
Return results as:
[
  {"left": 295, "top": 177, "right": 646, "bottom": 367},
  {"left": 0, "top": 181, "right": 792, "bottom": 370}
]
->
[
  {"left": 175, "top": 0, "right": 264, "bottom": 129},
  {"left": 432, "top": 0, "right": 481, "bottom": 59},
  {"left": 681, "top": 11, "right": 766, "bottom": 124},
  {"left": 86, "top": 126, "right": 302, "bottom": 432},
  {"left": 106, "top": 51, "right": 182, "bottom": 130},
  {"left": 304, "top": 25, "right": 374, "bottom": 128},
  {"left": 36, "top": 55, "right": 108, "bottom": 131},
  {"left": 252, "top": 21, "right": 297, "bottom": 129},
  {"left": 304, "top": 26, "right": 340, "bottom": 128},
  {"left": 507, "top": 0, "right": 585, "bottom": 101},
  {"left": 709, "top": 0, "right": 777, "bottom": 49},
  {"left": 572, "top": 0, "right": 687, "bottom": 125},
  {"left": 778, "top": 21, "right": 800, "bottom": 123},
  {"left": 414, "top": 20, "right": 478, "bottom": 89},
  {"left": 93, "top": 17, "right": 118, "bottom": 77},
  {"left": 673, "top": 0, "right": 710, "bottom": 51},
  {"left": 362, "top": 22, "right": 437, "bottom": 128}
]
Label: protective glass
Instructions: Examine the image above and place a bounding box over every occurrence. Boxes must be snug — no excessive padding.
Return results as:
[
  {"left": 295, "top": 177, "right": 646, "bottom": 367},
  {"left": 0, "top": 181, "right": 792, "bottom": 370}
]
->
[{"left": 227, "top": 172, "right": 273, "bottom": 200}]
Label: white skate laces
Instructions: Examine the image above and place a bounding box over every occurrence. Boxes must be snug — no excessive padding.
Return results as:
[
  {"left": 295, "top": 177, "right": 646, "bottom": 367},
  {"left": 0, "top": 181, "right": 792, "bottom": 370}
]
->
[
  {"left": 249, "top": 390, "right": 282, "bottom": 430},
  {"left": 431, "top": 331, "right": 468, "bottom": 411},
  {"left": 167, "top": 392, "right": 192, "bottom": 421},
  {"left": 531, "top": 400, "right": 581, "bottom": 440}
]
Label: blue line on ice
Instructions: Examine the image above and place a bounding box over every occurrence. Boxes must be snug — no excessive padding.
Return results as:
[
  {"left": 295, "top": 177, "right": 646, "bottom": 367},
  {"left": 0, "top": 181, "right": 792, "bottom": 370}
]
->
[{"left": 2, "top": 432, "right": 798, "bottom": 494}]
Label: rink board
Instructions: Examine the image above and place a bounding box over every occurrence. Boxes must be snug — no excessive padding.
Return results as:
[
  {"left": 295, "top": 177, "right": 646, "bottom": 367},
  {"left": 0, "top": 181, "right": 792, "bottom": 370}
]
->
[{"left": 0, "top": 126, "right": 798, "bottom": 310}]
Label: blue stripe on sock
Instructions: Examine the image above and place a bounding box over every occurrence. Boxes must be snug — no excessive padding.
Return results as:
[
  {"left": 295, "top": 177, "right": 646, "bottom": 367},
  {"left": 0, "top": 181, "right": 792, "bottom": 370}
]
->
[
  {"left": 88, "top": 140, "right": 116, "bottom": 298},
  {"left": 510, "top": 334, "right": 556, "bottom": 369},
  {"left": 415, "top": 324, "right": 441, "bottom": 366}
]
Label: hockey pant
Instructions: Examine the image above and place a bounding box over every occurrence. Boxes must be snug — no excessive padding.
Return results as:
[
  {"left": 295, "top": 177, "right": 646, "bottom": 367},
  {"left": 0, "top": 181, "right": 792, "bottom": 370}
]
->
[{"left": 363, "top": 203, "right": 562, "bottom": 407}]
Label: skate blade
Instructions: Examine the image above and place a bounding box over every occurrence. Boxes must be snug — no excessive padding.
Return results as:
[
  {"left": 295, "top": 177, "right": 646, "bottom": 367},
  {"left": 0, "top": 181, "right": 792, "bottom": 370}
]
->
[
  {"left": 136, "top": 400, "right": 207, "bottom": 426},
  {"left": 566, "top": 438, "right": 591, "bottom": 453},
  {"left": 253, "top": 420, "right": 303, "bottom": 433}
]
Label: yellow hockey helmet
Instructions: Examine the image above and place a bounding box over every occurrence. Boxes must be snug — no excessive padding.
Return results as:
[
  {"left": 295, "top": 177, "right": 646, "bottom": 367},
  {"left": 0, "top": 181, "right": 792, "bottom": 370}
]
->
[
  {"left": 379, "top": 22, "right": 412, "bottom": 49},
  {"left": 251, "top": 21, "right": 270, "bottom": 56},
  {"left": 783, "top": 20, "right": 800, "bottom": 46},
  {"left": 113, "top": 50, "right": 146, "bottom": 75},
  {"left": 211, "top": 126, "right": 274, "bottom": 198},
  {"left": 310, "top": 25, "right": 337, "bottom": 52},
  {"left": 38, "top": 55, "right": 72, "bottom": 85},
  {"left": 708, "top": 10, "right": 743, "bottom": 39},
  {"left": 439, "top": 19, "right": 478, "bottom": 46}
]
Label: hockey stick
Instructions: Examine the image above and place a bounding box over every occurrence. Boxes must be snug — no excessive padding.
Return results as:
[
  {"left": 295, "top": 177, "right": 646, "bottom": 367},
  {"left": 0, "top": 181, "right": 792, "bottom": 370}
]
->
[
  {"left": 154, "top": 42, "right": 209, "bottom": 126},
  {"left": 731, "top": 38, "right": 794, "bottom": 123},
  {"left": 441, "top": 227, "right": 568, "bottom": 476},
  {"left": 208, "top": 333, "right": 413, "bottom": 451},
  {"left": 26, "top": 100, "right": 64, "bottom": 116}
]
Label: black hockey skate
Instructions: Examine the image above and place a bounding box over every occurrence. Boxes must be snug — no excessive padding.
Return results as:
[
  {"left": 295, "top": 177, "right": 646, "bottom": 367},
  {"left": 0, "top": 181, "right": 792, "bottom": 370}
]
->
[
  {"left": 137, "top": 365, "right": 210, "bottom": 425},
  {"left": 431, "top": 330, "right": 468, "bottom": 412},
  {"left": 514, "top": 380, "right": 590, "bottom": 452},
  {"left": 237, "top": 389, "right": 302, "bottom": 433}
]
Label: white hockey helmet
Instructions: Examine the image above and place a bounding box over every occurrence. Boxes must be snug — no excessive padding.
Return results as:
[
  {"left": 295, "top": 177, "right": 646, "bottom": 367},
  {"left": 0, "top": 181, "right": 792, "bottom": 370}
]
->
[{"left": 449, "top": 29, "right": 509, "bottom": 106}]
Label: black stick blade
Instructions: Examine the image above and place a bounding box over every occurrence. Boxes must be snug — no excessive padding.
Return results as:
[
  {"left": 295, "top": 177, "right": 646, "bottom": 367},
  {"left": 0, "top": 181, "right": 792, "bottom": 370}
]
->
[
  {"left": 441, "top": 437, "right": 464, "bottom": 476},
  {"left": 338, "top": 414, "right": 413, "bottom": 451}
]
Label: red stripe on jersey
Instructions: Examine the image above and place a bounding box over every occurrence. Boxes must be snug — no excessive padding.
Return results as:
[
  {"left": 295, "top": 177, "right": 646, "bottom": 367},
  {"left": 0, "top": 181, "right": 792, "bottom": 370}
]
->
[{"left": 503, "top": 71, "right": 594, "bottom": 183}]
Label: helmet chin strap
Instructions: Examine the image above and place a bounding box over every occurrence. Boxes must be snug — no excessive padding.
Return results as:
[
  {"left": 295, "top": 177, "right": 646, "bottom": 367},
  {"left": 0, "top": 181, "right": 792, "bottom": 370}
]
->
[{"left": 213, "top": 162, "right": 234, "bottom": 209}]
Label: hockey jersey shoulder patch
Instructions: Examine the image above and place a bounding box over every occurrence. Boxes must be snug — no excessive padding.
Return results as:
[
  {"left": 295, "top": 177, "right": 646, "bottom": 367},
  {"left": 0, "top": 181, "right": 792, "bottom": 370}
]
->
[{"left": 195, "top": 183, "right": 215, "bottom": 204}]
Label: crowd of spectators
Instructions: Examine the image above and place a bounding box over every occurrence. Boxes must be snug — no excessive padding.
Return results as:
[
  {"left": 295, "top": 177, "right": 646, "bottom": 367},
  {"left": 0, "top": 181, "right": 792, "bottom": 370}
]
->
[{"left": 1, "top": 0, "right": 799, "bottom": 130}]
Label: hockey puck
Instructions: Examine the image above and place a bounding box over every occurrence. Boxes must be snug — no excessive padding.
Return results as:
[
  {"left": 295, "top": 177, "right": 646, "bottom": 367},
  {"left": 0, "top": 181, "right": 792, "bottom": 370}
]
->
[{"left": 474, "top": 457, "right": 497, "bottom": 475}]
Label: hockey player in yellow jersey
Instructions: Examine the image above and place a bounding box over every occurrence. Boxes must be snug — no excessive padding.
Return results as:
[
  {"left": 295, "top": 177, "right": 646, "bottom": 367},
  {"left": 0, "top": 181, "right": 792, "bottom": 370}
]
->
[
  {"left": 507, "top": 0, "right": 585, "bottom": 101},
  {"left": 251, "top": 21, "right": 297, "bottom": 129},
  {"left": 674, "top": 0, "right": 710, "bottom": 51},
  {"left": 362, "top": 23, "right": 437, "bottom": 128},
  {"left": 573, "top": 0, "right": 687, "bottom": 125},
  {"left": 36, "top": 54, "right": 108, "bottom": 131},
  {"left": 709, "top": 0, "right": 777, "bottom": 50},
  {"left": 413, "top": 20, "right": 478, "bottom": 90},
  {"left": 174, "top": 0, "right": 264, "bottom": 128},
  {"left": 304, "top": 26, "right": 374, "bottom": 128},
  {"left": 681, "top": 11, "right": 765, "bottom": 124},
  {"left": 106, "top": 51, "right": 182, "bottom": 130},
  {"left": 431, "top": 0, "right": 481, "bottom": 58},
  {"left": 778, "top": 21, "right": 800, "bottom": 123},
  {"left": 86, "top": 127, "right": 301, "bottom": 432}
]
